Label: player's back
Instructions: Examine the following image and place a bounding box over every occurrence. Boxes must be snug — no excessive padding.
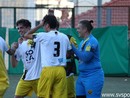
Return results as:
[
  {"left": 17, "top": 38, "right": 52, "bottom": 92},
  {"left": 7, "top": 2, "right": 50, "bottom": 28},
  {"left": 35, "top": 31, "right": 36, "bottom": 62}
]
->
[{"left": 39, "top": 30, "right": 71, "bottom": 67}]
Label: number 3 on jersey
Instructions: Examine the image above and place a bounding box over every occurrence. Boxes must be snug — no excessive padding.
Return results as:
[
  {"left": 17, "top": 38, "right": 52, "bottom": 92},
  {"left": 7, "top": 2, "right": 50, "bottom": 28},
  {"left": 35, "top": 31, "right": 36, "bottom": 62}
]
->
[{"left": 54, "top": 42, "right": 60, "bottom": 57}]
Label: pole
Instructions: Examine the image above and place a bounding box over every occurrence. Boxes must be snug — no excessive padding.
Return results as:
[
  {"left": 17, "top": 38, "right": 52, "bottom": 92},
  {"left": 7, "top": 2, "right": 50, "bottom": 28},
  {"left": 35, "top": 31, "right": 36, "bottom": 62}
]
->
[
  {"left": 71, "top": 7, "right": 75, "bottom": 28},
  {"left": 97, "top": 0, "right": 102, "bottom": 27},
  {"left": 0, "top": 8, "right": 1, "bottom": 27},
  {"left": 14, "top": 8, "right": 16, "bottom": 28}
]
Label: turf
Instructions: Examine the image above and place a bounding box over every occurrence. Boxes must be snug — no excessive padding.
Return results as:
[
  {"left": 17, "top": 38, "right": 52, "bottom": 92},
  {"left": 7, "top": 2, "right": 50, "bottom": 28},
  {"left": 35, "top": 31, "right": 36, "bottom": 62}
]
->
[{"left": 4, "top": 75, "right": 130, "bottom": 98}]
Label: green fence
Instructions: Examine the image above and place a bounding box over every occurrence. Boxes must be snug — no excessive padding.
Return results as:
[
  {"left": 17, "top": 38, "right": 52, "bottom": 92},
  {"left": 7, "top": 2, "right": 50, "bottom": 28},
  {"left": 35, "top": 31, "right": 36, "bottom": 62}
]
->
[
  {"left": 92, "top": 26, "right": 129, "bottom": 76},
  {"left": 6, "top": 26, "right": 130, "bottom": 76},
  {"left": 128, "top": 39, "right": 130, "bottom": 76},
  {"left": 0, "top": 27, "right": 6, "bottom": 39}
]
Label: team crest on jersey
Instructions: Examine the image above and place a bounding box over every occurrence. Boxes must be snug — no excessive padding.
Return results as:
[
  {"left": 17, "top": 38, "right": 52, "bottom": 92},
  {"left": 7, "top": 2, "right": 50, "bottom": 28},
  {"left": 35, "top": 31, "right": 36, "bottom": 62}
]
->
[
  {"left": 27, "top": 40, "right": 34, "bottom": 46},
  {"left": 85, "top": 45, "right": 91, "bottom": 51},
  {"left": 27, "top": 40, "right": 36, "bottom": 48},
  {"left": 88, "top": 90, "right": 93, "bottom": 94}
]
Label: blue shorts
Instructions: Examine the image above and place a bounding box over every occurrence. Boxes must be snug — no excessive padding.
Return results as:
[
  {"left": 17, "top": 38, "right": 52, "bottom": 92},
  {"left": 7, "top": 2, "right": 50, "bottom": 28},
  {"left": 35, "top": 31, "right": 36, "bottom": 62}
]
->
[{"left": 76, "top": 70, "right": 104, "bottom": 98}]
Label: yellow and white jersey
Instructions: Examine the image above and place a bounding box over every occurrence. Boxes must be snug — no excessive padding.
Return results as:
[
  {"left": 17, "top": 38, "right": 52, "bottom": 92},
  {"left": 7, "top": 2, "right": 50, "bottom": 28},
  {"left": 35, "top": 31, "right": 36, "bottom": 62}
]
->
[
  {"left": 15, "top": 39, "right": 42, "bottom": 80},
  {"left": 33, "top": 30, "right": 71, "bottom": 68},
  {"left": 0, "top": 36, "right": 9, "bottom": 83}
]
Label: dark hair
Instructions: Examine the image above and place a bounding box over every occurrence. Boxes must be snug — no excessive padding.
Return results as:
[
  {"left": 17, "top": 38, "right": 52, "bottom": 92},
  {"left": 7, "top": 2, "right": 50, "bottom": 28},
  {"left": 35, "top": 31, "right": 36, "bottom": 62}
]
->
[
  {"left": 79, "top": 20, "right": 93, "bottom": 33},
  {"left": 43, "top": 15, "right": 57, "bottom": 29},
  {"left": 16, "top": 19, "right": 31, "bottom": 28},
  {"left": 48, "top": 9, "right": 54, "bottom": 15}
]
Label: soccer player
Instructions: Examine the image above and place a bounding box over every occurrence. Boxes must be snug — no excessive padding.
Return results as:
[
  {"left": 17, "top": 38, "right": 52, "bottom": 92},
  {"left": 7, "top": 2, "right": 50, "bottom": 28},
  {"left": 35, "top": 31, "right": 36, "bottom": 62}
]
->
[
  {"left": 0, "top": 36, "right": 17, "bottom": 98},
  {"left": 23, "top": 15, "right": 71, "bottom": 98},
  {"left": 10, "top": 19, "right": 42, "bottom": 98},
  {"left": 71, "top": 20, "right": 104, "bottom": 98}
]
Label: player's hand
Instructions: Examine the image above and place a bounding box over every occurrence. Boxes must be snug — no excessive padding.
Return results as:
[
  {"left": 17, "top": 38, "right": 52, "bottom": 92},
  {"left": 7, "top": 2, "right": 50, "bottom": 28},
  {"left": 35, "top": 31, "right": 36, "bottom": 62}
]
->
[
  {"left": 70, "top": 37, "right": 77, "bottom": 48},
  {"left": 18, "top": 37, "right": 23, "bottom": 44},
  {"left": 11, "top": 42, "right": 18, "bottom": 51}
]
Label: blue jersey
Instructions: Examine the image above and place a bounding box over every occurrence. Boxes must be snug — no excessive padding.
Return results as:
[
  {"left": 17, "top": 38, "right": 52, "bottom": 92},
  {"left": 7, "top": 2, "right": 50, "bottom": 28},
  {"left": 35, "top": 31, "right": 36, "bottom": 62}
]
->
[{"left": 72, "top": 34, "right": 102, "bottom": 76}]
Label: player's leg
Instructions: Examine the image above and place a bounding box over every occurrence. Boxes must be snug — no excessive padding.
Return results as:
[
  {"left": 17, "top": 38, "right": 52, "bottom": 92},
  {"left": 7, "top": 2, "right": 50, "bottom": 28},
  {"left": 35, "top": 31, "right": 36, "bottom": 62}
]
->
[
  {"left": 76, "top": 77, "right": 86, "bottom": 98},
  {"left": 52, "top": 66, "right": 67, "bottom": 98},
  {"left": 0, "top": 63, "right": 9, "bottom": 98},
  {"left": 67, "top": 74, "right": 75, "bottom": 98},
  {"left": 37, "top": 67, "right": 53, "bottom": 98},
  {"left": 14, "top": 79, "right": 33, "bottom": 98},
  {"left": 32, "top": 79, "right": 39, "bottom": 95},
  {"left": 0, "top": 81, "right": 9, "bottom": 98},
  {"left": 83, "top": 70, "right": 104, "bottom": 98}
]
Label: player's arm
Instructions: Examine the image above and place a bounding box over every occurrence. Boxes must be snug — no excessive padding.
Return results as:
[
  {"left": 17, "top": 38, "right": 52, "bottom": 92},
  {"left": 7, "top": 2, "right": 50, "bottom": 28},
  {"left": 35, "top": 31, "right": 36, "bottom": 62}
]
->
[
  {"left": 6, "top": 49, "right": 15, "bottom": 55},
  {"left": 9, "top": 42, "right": 19, "bottom": 67},
  {"left": 6, "top": 42, "right": 18, "bottom": 55},
  {"left": 71, "top": 44, "right": 94, "bottom": 62},
  {"left": 2, "top": 37, "right": 17, "bottom": 55},
  {"left": 10, "top": 55, "right": 18, "bottom": 68},
  {"left": 24, "top": 20, "right": 44, "bottom": 39}
]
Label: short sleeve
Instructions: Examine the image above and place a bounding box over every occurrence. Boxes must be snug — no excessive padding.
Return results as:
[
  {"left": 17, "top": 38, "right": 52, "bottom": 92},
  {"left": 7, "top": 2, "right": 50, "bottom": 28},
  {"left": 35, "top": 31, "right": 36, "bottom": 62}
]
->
[
  {"left": 33, "top": 32, "right": 45, "bottom": 42},
  {"left": 0, "top": 37, "right": 9, "bottom": 52}
]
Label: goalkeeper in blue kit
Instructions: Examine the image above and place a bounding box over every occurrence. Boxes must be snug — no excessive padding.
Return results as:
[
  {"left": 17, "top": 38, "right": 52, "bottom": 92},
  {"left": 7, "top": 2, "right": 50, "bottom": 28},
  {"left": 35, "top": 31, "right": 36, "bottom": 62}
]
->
[{"left": 71, "top": 20, "right": 104, "bottom": 98}]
